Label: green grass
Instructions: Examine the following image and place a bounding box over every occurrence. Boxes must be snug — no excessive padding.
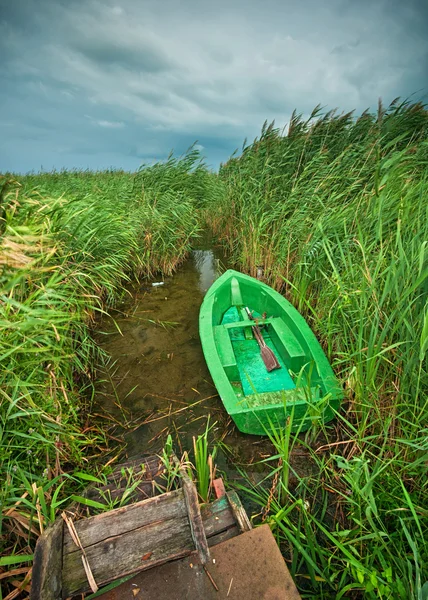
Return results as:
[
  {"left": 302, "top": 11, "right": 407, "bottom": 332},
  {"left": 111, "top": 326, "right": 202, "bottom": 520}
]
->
[
  {"left": 1, "top": 101, "right": 427, "bottom": 598},
  {"left": 192, "top": 418, "right": 217, "bottom": 503},
  {"left": 0, "top": 149, "right": 217, "bottom": 590},
  {"left": 208, "top": 99, "right": 428, "bottom": 598}
]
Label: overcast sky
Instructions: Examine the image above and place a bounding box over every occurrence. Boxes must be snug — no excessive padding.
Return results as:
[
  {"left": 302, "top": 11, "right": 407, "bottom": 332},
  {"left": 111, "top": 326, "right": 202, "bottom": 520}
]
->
[{"left": 1, "top": 0, "right": 427, "bottom": 172}]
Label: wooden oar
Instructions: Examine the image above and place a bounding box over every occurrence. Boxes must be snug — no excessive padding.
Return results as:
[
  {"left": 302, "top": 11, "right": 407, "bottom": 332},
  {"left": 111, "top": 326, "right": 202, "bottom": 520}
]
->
[{"left": 245, "top": 307, "right": 281, "bottom": 372}]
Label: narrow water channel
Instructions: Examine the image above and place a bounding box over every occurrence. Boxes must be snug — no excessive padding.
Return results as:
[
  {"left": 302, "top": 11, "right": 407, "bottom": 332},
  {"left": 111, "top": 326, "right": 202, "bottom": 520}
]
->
[{"left": 94, "top": 236, "right": 309, "bottom": 482}]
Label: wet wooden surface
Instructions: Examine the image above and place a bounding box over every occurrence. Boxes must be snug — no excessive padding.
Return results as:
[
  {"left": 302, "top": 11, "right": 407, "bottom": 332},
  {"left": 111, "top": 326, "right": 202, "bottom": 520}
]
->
[
  {"left": 31, "top": 454, "right": 251, "bottom": 600},
  {"left": 30, "top": 518, "right": 63, "bottom": 600},
  {"left": 98, "top": 525, "right": 301, "bottom": 600},
  {"left": 62, "top": 491, "right": 241, "bottom": 597},
  {"left": 177, "top": 458, "right": 211, "bottom": 565}
]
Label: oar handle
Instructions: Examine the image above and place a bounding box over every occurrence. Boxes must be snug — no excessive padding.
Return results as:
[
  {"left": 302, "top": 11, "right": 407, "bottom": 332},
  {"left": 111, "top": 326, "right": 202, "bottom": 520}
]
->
[
  {"left": 252, "top": 325, "right": 267, "bottom": 348},
  {"left": 245, "top": 307, "right": 266, "bottom": 346},
  {"left": 244, "top": 306, "right": 254, "bottom": 321}
]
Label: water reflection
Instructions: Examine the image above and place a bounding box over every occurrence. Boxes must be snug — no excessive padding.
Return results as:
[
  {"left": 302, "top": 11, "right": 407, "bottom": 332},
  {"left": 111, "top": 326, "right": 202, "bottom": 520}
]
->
[
  {"left": 93, "top": 238, "right": 231, "bottom": 458},
  {"left": 192, "top": 249, "right": 222, "bottom": 293}
]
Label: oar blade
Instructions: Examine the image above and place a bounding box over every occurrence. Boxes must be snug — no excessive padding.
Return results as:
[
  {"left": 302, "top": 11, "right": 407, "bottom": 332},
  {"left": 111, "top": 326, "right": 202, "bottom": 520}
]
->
[
  {"left": 251, "top": 319, "right": 281, "bottom": 372},
  {"left": 261, "top": 346, "right": 281, "bottom": 372}
]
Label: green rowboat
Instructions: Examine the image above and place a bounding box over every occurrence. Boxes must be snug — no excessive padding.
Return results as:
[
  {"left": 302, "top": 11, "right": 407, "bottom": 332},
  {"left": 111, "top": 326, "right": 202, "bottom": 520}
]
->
[{"left": 199, "top": 269, "right": 343, "bottom": 435}]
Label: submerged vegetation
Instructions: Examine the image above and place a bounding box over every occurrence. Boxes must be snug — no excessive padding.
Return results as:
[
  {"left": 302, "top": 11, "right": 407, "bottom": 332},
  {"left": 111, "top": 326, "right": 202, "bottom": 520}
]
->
[{"left": 1, "top": 100, "right": 427, "bottom": 598}]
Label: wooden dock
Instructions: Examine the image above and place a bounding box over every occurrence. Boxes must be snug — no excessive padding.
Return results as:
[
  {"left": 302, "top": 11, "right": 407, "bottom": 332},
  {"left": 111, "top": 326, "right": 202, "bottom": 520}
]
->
[{"left": 31, "top": 454, "right": 301, "bottom": 600}]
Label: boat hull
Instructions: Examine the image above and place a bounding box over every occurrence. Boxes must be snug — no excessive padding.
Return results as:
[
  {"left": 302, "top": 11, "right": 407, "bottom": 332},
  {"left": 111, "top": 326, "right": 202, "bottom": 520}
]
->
[{"left": 199, "top": 270, "right": 343, "bottom": 435}]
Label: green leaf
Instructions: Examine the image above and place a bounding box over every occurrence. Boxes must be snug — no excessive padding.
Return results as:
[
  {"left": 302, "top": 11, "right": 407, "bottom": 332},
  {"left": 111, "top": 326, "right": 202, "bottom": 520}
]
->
[
  {"left": 357, "top": 570, "right": 365, "bottom": 584},
  {"left": 420, "top": 306, "right": 428, "bottom": 361},
  {"left": 0, "top": 554, "right": 34, "bottom": 566},
  {"left": 73, "top": 472, "right": 105, "bottom": 484},
  {"left": 70, "top": 495, "right": 108, "bottom": 510}
]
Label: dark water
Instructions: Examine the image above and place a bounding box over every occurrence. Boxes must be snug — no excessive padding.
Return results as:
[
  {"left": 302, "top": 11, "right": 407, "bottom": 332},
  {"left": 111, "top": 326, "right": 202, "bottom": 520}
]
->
[
  {"left": 94, "top": 237, "right": 270, "bottom": 475},
  {"left": 94, "top": 236, "right": 310, "bottom": 483}
]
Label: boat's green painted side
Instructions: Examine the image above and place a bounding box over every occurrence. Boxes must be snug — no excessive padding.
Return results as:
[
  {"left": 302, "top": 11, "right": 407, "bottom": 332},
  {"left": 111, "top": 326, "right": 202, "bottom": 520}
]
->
[{"left": 199, "top": 269, "right": 343, "bottom": 435}]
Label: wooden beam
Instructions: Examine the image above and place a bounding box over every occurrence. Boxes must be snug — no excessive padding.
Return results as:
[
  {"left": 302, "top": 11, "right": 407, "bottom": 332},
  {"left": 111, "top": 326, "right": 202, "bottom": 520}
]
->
[
  {"left": 62, "top": 493, "right": 236, "bottom": 597},
  {"left": 63, "top": 488, "right": 185, "bottom": 554},
  {"left": 30, "top": 518, "right": 63, "bottom": 600},
  {"left": 227, "top": 491, "right": 252, "bottom": 532},
  {"left": 176, "top": 457, "right": 211, "bottom": 565}
]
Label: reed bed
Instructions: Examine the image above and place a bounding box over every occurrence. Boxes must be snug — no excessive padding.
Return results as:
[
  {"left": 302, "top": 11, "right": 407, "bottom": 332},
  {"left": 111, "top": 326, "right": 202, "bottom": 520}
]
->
[
  {"left": 0, "top": 150, "right": 215, "bottom": 590},
  {"left": 208, "top": 100, "right": 428, "bottom": 598},
  {"left": 1, "top": 103, "right": 426, "bottom": 598}
]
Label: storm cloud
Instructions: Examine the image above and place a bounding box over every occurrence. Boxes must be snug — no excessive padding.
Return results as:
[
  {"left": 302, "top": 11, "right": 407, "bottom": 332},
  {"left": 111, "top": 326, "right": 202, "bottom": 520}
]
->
[{"left": 1, "top": 0, "right": 427, "bottom": 172}]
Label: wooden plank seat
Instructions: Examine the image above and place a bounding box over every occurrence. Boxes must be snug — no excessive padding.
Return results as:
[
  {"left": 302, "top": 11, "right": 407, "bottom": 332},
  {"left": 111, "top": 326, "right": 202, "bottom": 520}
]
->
[
  {"left": 218, "top": 316, "right": 306, "bottom": 375},
  {"left": 269, "top": 317, "right": 306, "bottom": 371},
  {"left": 222, "top": 317, "right": 275, "bottom": 330},
  {"left": 213, "top": 325, "right": 239, "bottom": 380}
]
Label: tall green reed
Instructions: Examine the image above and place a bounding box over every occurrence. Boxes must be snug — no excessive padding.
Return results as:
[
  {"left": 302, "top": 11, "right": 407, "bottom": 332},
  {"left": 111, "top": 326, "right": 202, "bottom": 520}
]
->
[
  {"left": 209, "top": 100, "right": 428, "bottom": 598},
  {"left": 192, "top": 418, "right": 217, "bottom": 503},
  {"left": 0, "top": 148, "right": 216, "bottom": 580}
]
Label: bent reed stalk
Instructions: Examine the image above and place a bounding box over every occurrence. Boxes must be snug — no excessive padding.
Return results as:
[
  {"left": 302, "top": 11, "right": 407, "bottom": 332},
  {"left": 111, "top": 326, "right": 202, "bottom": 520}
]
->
[
  {"left": 208, "top": 99, "right": 428, "bottom": 599},
  {"left": 0, "top": 149, "right": 217, "bottom": 585}
]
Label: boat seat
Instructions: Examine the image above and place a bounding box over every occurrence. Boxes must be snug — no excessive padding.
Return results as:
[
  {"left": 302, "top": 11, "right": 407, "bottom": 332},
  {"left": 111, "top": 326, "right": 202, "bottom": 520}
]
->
[
  {"left": 269, "top": 318, "right": 306, "bottom": 372},
  {"left": 213, "top": 326, "right": 239, "bottom": 380},
  {"left": 245, "top": 386, "right": 321, "bottom": 408},
  {"left": 223, "top": 318, "right": 275, "bottom": 330},
  {"left": 230, "top": 277, "right": 243, "bottom": 306},
  {"left": 239, "top": 307, "right": 254, "bottom": 340}
]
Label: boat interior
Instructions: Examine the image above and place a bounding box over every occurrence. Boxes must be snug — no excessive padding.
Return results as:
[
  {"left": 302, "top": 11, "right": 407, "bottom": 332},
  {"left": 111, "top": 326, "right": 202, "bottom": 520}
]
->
[{"left": 213, "top": 278, "right": 323, "bottom": 408}]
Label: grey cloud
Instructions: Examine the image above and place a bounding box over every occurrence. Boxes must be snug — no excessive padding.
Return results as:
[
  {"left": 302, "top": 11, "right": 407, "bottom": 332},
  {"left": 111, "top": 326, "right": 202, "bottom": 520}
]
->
[
  {"left": 331, "top": 39, "right": 361, "bottom": 55},
  {"left": 0, "top": 0, "right": 426, "bottom": 173},
  {"left": 71, "top": 38, "right": 173, "bottom": 74}
]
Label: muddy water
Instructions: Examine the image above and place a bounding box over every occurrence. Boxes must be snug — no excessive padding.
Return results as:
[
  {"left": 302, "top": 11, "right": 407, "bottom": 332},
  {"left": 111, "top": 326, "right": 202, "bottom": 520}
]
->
[{"left": 94, "top": 237, "right": 273, "bottom": 478}]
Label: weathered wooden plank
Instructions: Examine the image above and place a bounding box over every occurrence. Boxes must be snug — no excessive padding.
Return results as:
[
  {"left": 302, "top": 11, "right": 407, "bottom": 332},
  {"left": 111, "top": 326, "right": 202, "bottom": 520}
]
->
[
  {"left": 227, "top": 491, "right": 252, "bottom": 532},
  {"left": 62, "top": 494, "right": 240, "bottom": 597},
  {"left": 109, "top": 455, "right": 162, "bottom": 478},
  {"left": 177, "top": 460, "right": 210, "bottom": 565},
  {"left": 63, "top": 488, "right": 186, "bottom": 554},
  {"left": 207, "top": 525, "right": 240, "bottom": 547},
  {"left": 30, "top": 518, "right": 63, "bottom": 600},
  {"left": 62, "top": 513, "right": 194, "bottom": 596},
  {"left": 85, "top": 481, "right": 158, "bottom": 504},
  {"left": 200, "top": 495, "right": 236, "bottom": 536}
]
